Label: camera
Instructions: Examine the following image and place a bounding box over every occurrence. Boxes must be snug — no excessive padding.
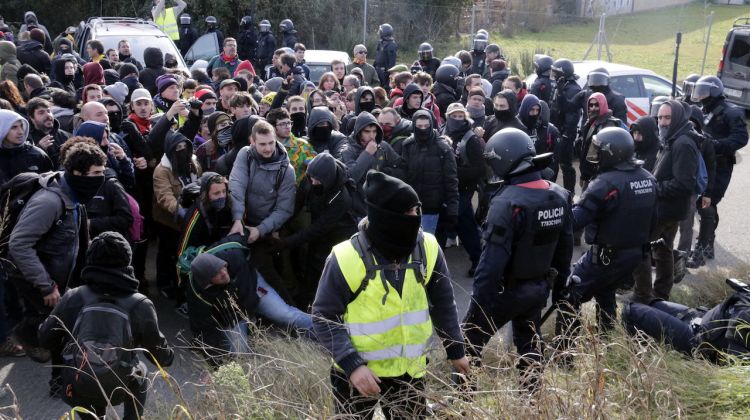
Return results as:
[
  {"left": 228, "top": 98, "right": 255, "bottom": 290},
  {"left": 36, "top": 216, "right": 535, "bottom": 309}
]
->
[{"left": 189, "top": 99, "right": 203, "bottom": 110}]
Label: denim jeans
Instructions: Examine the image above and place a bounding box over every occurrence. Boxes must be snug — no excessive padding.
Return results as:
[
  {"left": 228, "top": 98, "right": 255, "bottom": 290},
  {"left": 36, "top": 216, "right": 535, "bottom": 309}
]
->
[
  {"left": 421, "top": 214, "right": 439, "bottom": 235},
  {"left": 223, "top": 321, "right": 252, "bottom": 354},
  {"left": 255, "top": 274, "right": 313, "bottom": 333}
]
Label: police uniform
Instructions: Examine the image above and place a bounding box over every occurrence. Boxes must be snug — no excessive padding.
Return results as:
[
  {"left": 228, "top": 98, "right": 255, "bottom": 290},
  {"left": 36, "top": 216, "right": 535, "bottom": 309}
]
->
[
  {"left": 530, "top": 75, "right": 553, "bottom": 104},
  {"left": 463, "top": 172, "right": 573, "bottom": 375},
  {"left": 556, "top": 164, "right": 656, "bottom": 337},
  {"left": 550, "top": 77, "right": 582, "bottom": 193}
]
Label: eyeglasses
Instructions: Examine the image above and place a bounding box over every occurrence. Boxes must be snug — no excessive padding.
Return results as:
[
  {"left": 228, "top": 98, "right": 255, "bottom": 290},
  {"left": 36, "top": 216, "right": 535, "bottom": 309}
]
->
[
  {"left": 356, "top": 51, "right": 367, "bottom": 55},
  {"left": 276, "top": 121, "right": 292, "bottom": 127}
]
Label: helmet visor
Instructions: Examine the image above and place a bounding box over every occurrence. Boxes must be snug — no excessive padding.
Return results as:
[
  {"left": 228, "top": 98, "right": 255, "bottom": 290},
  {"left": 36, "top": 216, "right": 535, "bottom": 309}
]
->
[
  {"left": 587, "top": 71, "right": 609, "bottom": 87},
  {"left": 691, "top": 81, "right": 715, "bottom": 102},
  {"left": 473, "top": 39, "right": 487, "bottom": 51},
  {"left": 419, "top": 50, "right": 432, "bottom": 61},
  {"left": 586, "top": 135, "right": 602, "bottom": 164}
]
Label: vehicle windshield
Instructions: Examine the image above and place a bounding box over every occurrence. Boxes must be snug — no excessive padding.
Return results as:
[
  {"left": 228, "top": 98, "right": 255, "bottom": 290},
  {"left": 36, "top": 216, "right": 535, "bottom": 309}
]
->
[
  {"left": 308, "top": 64, "right": 332, "bottom": 84},
  {"left": 93, "top": 35, "right": 186, "bottom": 69}
]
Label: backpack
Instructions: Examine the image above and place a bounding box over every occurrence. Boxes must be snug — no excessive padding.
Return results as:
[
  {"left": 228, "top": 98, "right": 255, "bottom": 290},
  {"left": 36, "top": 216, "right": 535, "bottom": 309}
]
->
[
  {"left": 0, "top": 172, "right": 61, "bottom": 260},
  {"left": 177, "top": 241, "right": 248, "bottom": 277},
  {"left": 124, "top": 191, "right": 144, "bottom": 243},
  {"left": 694, "top": 152, "right": 708, "bottom": 195},
  {"left": 61, "top": 287, "right": 146, "bottom": 406}
]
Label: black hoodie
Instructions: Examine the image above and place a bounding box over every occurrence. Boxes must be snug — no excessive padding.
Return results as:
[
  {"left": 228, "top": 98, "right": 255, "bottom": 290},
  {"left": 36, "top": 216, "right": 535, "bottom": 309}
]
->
[
  {"left": 17, "top": 39, "right": 50, "bottom": 75},
  {"left": 139, "top": 47, "right": 166, "bottom": 96},
  {"left": 304, "top": 107, "right": 347, "bottom": 159},
  {"left": 631, "top": 115, "right": 660, "bottom": 172},
  {"left": 483, "top": 89, "right": 526, "bottom": 142}
]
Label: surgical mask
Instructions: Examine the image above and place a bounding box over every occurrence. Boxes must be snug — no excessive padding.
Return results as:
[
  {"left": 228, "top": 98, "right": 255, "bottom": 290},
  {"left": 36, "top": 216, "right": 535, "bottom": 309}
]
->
[
  {"left": 359, "top": 101, "right": 375, "bottom": 113},
  {"left": 494, "top": 109, "right": 512, "bottom": 121},
  {"left": 216, "top": 127, "right": 232, "bottom": 148},
  {"left": 65, "top": 173, "right": 104, "bottom": 204},
  {"left": 203, "top": 107, "right": 216, "bottom": 116},
  {"left": 209, "top": 197, "right": 226, "bottom": 210}
]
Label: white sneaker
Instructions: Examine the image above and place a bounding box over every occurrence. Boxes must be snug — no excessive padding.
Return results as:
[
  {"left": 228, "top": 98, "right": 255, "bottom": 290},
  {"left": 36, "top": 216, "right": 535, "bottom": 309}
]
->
[{"left": 446, "top": 238, "right": 459, "bottom": 248}]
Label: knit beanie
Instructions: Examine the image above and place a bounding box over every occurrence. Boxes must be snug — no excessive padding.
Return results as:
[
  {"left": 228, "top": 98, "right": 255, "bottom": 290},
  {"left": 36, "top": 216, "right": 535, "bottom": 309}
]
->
[
  {"left": 190, "top": 253, "right": 227, "bottom": 289},
  {"left": 104, "top": 82, "right": 129, "bottom": 106},
  {"left": 233, "top": 60, "right": 256, "bottom": 77},
  {"left": 195, "top": 88, "right": 217, "bottom": 102},
  {"left": 118, "top": 62, "right": 139, "bottom": 79},
  {"left": 86, "top": 232, "right": 133, "bottom": 267},
  {"left": 364, "top": 170, "right": 420, "bottom": 214},
  {"left": 156, "top": 74, "right": 178, "bottom": 94}
]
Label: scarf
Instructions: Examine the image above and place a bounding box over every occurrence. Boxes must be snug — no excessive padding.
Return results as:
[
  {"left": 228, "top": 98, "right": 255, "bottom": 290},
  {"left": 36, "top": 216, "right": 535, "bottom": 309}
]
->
[
  {"left": 222, "top": 53, "right": 238, "bottom": 64},
  {"left": 129, "top": 113, "right": 151, "bottom": 135}
]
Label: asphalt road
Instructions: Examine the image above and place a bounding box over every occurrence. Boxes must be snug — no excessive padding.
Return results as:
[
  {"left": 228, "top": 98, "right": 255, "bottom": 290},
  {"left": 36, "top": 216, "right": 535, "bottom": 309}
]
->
[{"left": 3, "top": 145, "right": 750, "bottom": 418}]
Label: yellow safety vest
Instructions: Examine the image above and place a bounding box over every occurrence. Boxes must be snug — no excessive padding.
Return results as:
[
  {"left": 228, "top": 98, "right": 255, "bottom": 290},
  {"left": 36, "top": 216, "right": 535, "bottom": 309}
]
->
[
  {"left": 155, "top": 7, "right": 180, "bottom": 41},
  {"left": 333, "top": 232, "right": 439, "bottom": 378}
]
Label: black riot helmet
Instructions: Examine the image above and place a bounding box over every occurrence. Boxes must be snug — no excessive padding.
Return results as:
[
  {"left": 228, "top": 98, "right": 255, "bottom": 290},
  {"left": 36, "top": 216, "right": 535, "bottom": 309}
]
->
[
  {"left": 205, "top": 16, "right": 217, "bottom": 28},
  {"left": 692, "top": 75, "right": 724, "bottom": 103},
  {"left": 180, "top": 14, "right": 191, "bottom": 25},
  {"left": 280, "top": 19, "right": 295, "bottom": 33},
  {"left": 259, "top": 20, "right": 271, "bottom": 33},
  {"left": 240, "top": 16, "right": 252, "bottom": 29},
  {"left": 484, "top": 128, "right": 537, "bottom": 179},
  {"left": 551, "top": 58, "right": 576, "bottom": 81},
  {"left": 586, "top": 127, "right": 635, "bottom": 170},
  {"left": 473, "top": 32, "right": 488, "bottom": 53},
  {"left": 436, "top": 64, "right": 460, "bottom": 90},
  {"left": 378, "top": 23, "right": 394, "bottom": 39},
  {"left": 681, "top": 73, "right": 701, "bottom": 100},
  {"left": 418, "top": 43, "right": 433, "bottom": 61},
  {"left": 649, "top": 95, "right": 670, "bottom": 117},
  {"left": 587, "top": 67, "right": 610, "bottom": 88},
  {"left": 534, "top": 55, "right": 554, "bottom": 77}
]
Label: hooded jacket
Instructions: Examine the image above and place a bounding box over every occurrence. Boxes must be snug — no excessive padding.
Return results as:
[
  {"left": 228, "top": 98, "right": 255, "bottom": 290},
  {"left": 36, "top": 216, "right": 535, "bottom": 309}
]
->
[
  {"left": 27, "top": 116, "right": 70, "bottom": 167},
  {"left": 0, "top": 111, "right": 52, "bottom": 184},
  {"left": 139, "top": 47, "right": 166, "bottom": 96},
  {"left": 578, "top": 92, "right": 622, "bottom": 181},
  {"left": 86, "top": 175, "right": 134, "bottom": 240},
  {"left": 341, "top": 111, "right": 404, "bottom": 191},
  {"left": 82, "top": 62, "right": 105, "bottom": 86},
  {"left": 153, "top": 131, "right": 202, "bottom": 230},
  {"left": 652, "top": 100, "right": 700, "bottom": 222},
  {"left": 50, "top": 56, "right": 78, "bottom": 93},
  {"left": 74, "top": 120, "right": 135, "bottom": 187},
  {"left": 16, "top": 39, "right": 50, "bottom": 75},
  {"left": 215, "top": 115, "right": 260, "bottom": 177},
  {"left": 9, "top": 173, "right": 86, "bottom": 294},
  {"left": 395, "top": 83, "right": 423, "bottom": 120},
  {"left": 19, "top": 12, "right": 53, "bottom": 54},
  {"left": 340, "top": 86, "right": 376, "bottom": 136},
  {"left": 304, "top": 107, "right": 347, "bottom": 159},
  {"left": 0, "top": 41, "right": 22, "bottom": 85},
  {"left": 385, "top": 117, "right": 413, "bottom": 150},
  {"left": 398, "top": 109, "right": 458, "bottom": 215},
  {"left": 631, "top": 115, "right": 660, "bottom": 172},
  {"left": 483, "top": 89, "right": 527, "bottom": 141},
  {"left": 228, "top": 142, "right": 296, "bottom": 237}
]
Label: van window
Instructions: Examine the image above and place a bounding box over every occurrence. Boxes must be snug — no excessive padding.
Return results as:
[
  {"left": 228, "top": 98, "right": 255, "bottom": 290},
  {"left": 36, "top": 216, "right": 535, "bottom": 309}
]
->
[
  {"left": 95, "top": 35, "right": 185, "bottom": 69},
  {"left": 610, "top": 75, "right": 641, "bottom": 98},
  {"left": 729, "top": 33, "right": 750, "bottom": 68},
  {"left": 641, "top": 76, "right": 673, "bottom": 100},
  {"left": 185, "top": 33, "right": 219, "bottom": 65}
]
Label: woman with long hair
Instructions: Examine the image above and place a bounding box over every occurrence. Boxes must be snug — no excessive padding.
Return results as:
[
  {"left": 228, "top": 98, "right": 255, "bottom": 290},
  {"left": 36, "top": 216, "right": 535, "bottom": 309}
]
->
[
  {"left": 317, "top": 71, "right": 340, "bottom": 93},
  {"left": 0, "top": 80, "right": 26, "bottom": 114}
]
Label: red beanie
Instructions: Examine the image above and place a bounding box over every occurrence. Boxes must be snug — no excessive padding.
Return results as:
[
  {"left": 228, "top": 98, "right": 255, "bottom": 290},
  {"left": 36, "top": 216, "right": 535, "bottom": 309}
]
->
[
  {"left": 195, "top": 88, "right": 217, "bottom": 101},
  {"left": 233, "top": 60, "right": 256, "bottom": 77}
]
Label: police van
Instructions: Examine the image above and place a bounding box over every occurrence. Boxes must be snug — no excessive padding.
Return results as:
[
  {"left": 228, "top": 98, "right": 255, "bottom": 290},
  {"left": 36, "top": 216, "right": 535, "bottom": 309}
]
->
[{"left": 718, "top": 18, "right": 750, "bottom": 110}]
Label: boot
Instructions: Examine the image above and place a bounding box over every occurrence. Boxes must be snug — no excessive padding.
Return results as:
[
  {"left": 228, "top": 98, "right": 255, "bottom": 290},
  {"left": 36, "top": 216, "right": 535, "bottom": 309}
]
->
[
  {"left": 686, "top": 243, "right": 706, "bottom": 269},
  {"left": 704, "top": 241, "right": 714, "bottom": 260}
]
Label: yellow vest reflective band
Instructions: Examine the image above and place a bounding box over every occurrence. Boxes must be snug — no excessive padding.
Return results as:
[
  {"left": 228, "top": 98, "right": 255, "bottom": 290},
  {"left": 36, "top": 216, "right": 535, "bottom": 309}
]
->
[
  {"left": 333, "top": 232, "right": 440, "bottom": 378},
  {"left": 155, "top": 8, "right": 180, "bottom": 41}
]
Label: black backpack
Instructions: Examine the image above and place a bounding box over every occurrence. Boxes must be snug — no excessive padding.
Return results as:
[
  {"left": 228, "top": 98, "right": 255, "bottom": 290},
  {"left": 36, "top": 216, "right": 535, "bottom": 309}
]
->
[
  {"left": 0, "top": 172, "right": 61, "bottom": 261},
  {"left": 61, "top": 287, "right": 147, "bottom": 406}
]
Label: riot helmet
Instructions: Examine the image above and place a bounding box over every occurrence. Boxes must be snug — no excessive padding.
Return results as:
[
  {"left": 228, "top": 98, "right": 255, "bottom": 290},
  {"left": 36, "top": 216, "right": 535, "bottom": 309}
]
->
[
  {"left": 240, "top": 16, "right": 252, "bottom": 29},
  {"left": 691, "top": 75, "right": 724, "bottom": 103},
  {"left": 587, "top": 67, "right": 610, "bottom": 88},
  {"left": 484, "top": 43, "right": 504, "bottom": 60},
  {"left": 586, "top": 127, "right": 635, "bottom": 170},
  {"left": 473, "top": 33, "right": 488, "bottom": 52},
  {"left": 205, "top": 16, "right": 217, "bottom": 28},
  {"left": 378, "top": 23, "right": 394, "bottom": 39},
  {"left": 280, "top": 19, "right": 295, "bottom": 33},
  {"left": 441, "top": 56, "right": 461, "bottom": 70},
  {"left": 484, "top": 128, "right": 537, "bottom": 179},
  {"left": 476, "top": 29, "right": 489, "bottom": 39},
  {"left": 259, "top": 20, "right": 271, "bottom": 33},
  {"left": 551, "top": 58, "right": 576, "bottom": 80},
  {"left": 418, "top": 43, "right": 433, "bottom": 61},
  {"left": 681, "top": 73, "right": 701, "bottom": 100},
  {"left": 534, "top": 55, "right": 554, "bottom": 77},
  {"left": 436, "top": 64, "right": 460, "bottom": 90},
  {"left": 649, "top": 95, "right": 669, "bottom": 117},
  {"left": 180, "top": 14, "right": 191, "bottom": 25}
]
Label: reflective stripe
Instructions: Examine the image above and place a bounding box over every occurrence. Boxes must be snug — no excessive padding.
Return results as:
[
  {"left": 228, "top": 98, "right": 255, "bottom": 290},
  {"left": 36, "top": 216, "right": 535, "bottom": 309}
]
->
[
  {"left": 360, "top": 342, "right": 428, "bottom": 362},
  {"left": 346, "top": 310, "right": 429, "bottom": 337}
]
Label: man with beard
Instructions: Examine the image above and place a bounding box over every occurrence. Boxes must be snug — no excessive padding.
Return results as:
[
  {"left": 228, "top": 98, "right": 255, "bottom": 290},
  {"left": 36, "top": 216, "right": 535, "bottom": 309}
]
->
[
  {"left": 26, "top": 97, "right": 70, "bottom": 167},
  {"left": 9, "top": 141, "right": 107, "bottom": 393},
  {"left": 313, "top": 170, "right": 468, "bottom": 418},
  {"left": 483, "top": 89, "right": 526, "bottom": 142},
  {"left": 304, "top": 106, "right": 347, "bottom": 159},
  {"left": 576, "top": 93, "right": 622, "bottom": 189},
  {"left": 575, "top": 68, "right": 627, "bottom": 125}
]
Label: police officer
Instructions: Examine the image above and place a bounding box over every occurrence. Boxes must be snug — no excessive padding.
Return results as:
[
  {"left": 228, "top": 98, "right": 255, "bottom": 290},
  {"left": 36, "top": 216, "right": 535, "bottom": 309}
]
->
[
  {"left": 205, "top": 16, "right": 224, "bottom": 47},
  {"left": 549, "top": 58, "right": 582, "bottom": 194},
  {"left": 255, "top": 20, "right": 276, "bottom": 77},
  {"left": 555, "top": 127, "right": 656, "bottom": 347},
  {"left": 575, "top": 68, "right": 627, "bottom": 125},
  {"left": 680, "top": 73, "right": 701, "bottom": 106},
  {"left": 690, "top": 76, "right": 748, "bottom": 264},
  {"left": 237, "top": 16, "right": 258, "bottom": 61},
  {"left": 279, "top": 19, "right": 297, "bottom": 49},
  {"left": 313, "top": 171, "right": 468, "bottom": 417},
  {"left": 374, "top": 23, "right": 398, "bottom": 87},
  {"left": 417, "top": 43, "right": 441, "bottom": 79},
  {"left": 530, "top": 55, "right": 554, "bottom": 103},
  {"left": 469, "top": 32, "right": 488, "bottom": 76},
  {"left": 462, "top": 128, "right": 573, "bottom": 391},
  {"left": 177, "top": 14, "right": 198, "bottom": 56}
]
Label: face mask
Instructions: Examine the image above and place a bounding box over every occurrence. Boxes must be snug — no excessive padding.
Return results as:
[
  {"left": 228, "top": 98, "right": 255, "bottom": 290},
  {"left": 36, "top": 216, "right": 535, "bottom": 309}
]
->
[
  {"left": 414, "top": 126, "right": 431, "bottom": 142},
  {"left": 108, "top": 111, "right": 122, "bottom": 132},
  {"left": 204, "top": 107, "right": 216, "bottom": 116},
  {"left": 658, "top": 125, "right": 669, "bottom": 140},
  {"left": 494, "top": 109, "right": 512, "bottom": 121},
  {"left": 359, "top": 101, "right": 375, "bottom": 113},
  {"left": 310, "top": 184, "right": 325, "bottom": 194},
  {"left": 209, "top": 197, "right": 226, "bottom": 210},
  {"left": 381, "top": 125, "right": 394, "bottom": 139},
  {"left": 311, "top": 125, "right": 332, "bottom": 142},
  {"left": 216, "top": 127, "right": 232, "bottom": 148},
  {"left": 65, "top": 173, "right": 104, "bottom": 204},
  {"left": 526, "top": 115, "right": 539, "bottom": 127},
  {"left": 290, "top": 112, "right": 306, "bottom": 135},
  {"left": 466, "top": 104, "right": 485, "bottom": 119},
  {"left": 446, "top": 118, "right": 469, "bottom": 135},
  {"left": 366, "top": 208, "right": 422, "bottom": 262}
]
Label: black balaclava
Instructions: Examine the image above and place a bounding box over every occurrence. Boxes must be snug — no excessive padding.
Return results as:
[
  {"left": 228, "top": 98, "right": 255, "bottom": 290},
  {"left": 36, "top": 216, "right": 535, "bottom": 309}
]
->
[
  {"left": 363, "top": 171, "right": 422, "bottom": 262},
  {"left": 64, "top": 172, "right": 105, "bottom": 204},
  {"left": 310, "top": 124, "right": 333, "bottom": 144},
  {"left": 290, "top": 112, "right": 306, "bottom": 137},
  {"left": 413, "top": 114, "right": 432, "bottom": 143}
]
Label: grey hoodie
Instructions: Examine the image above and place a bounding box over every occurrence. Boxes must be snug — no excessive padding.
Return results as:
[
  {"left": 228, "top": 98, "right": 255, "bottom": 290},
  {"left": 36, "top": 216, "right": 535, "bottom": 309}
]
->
[
  {"left": 229, "top": 142, "right": 296, "bottom": 236},
  {"left": 0, "top": 109, "right": 29, "bottom": 146}
]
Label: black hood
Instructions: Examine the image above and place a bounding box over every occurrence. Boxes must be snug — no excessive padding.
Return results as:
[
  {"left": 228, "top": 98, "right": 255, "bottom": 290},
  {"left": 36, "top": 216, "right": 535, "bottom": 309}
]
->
[
  {"left": 498, "top": 89, "right": 519, "bottom": 115},
  {"left": 351, "top": 111, "right": 383, "bottom": 144},
  {"left": 631, "top": 115, "right": 659, "bottom": 153},
  {"left": 354, "top": 86, "right": 375, "bottom": 114},
  {"left": 306, "top": 152, "right": 347, "bottom": 192},
  {"left": 307, "top": 106, "right": 336, "bottom": 131},
  {"left": 402, "top": 83, "right": 423, "bottom": 111},
  {"left": 81, "top": 266, "right": 140, "bottom": 295},
  {"left": 143, "top": 47, "right": 164, "bottom": 69},
  {"left": 662, "top": 100, "right": 691, "bottom": 143},
  {"left": 231, "top": 115, "right": 260, "bottom": 151},
  {"left": 165, "top": 130, "right": 190, "bottom": 162},
  {"left": 18, "top": 40, "right": 43, "bottom": 53},
  {"left": 391, "top": 118, "right": 413, "bottom": 138}
]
